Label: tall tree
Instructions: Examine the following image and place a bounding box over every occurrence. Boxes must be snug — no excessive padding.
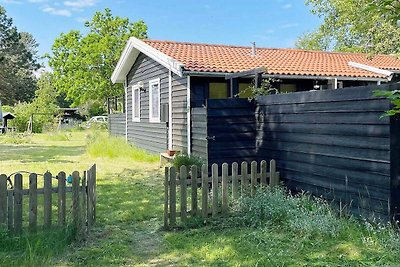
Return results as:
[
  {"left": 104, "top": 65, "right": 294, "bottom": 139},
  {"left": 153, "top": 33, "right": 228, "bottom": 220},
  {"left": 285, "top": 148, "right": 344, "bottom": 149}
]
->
[
  {"left": 296, "top": 0, "right": 400, "bottom": 54},
  {"left": 49, "top": 8, "right": 147, "bottom": 107},
  {"left": 0, "top": 6, "right": 40, "bottom": 105}
]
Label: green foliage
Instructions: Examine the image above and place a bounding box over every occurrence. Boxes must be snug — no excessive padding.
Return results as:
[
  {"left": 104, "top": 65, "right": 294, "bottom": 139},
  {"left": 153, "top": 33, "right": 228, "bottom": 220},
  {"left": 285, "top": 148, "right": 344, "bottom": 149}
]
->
[
  {"left": 297, "top": 0, "right": 400, "bottom": 54},
  {"left": 172, "top": 153, "right": 204, "bottom": 170},
  {"left": 0, "top": 132, "right": 32, "bottom": 144},
  {"left": 3, "top": 73, "right": 59, "bottom": 132},
  {"left": 0, "top": 6, "right": 40, "bottom": 105},
  {"left": 48, "top": 8, "right": 148, "bottom": 107},
  {"left": 374, "top": 89, "right": 400, "bottom": 116},
  {"left": 86, "top": 132, "right": 158, "bottom": 162},
  {"left": 238, "top": 78, "right": 279, "bottom": 101}
]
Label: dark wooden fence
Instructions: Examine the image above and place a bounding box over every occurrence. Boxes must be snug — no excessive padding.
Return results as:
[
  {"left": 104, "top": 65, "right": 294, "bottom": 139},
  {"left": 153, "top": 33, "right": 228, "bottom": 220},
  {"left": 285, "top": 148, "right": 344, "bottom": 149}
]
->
[
  {"left": 109, "top": 113, "right": 125, "bottom": 137},
  {"left": 201, "top": 83, "right": 400, "bottom": 221},
  {"left": 164, "top": 159, "right": 279, "bottom": 228},
  {"left": 0, "top": 165, "right": 96, "bottom": 235}
]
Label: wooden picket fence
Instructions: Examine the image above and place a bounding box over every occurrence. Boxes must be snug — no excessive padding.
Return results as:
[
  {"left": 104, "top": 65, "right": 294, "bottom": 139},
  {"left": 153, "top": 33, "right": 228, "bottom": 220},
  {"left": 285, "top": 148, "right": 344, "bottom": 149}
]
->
[
  {"left": 164, "top": 159, "right": 279, "bottom": 228},
  {"left": 0, "top": 164, "right": 96, "bottom": 235}
]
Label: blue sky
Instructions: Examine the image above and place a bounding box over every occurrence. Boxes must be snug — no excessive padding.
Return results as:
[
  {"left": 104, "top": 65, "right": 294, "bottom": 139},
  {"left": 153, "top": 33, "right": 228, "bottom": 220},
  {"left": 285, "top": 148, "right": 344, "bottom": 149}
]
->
[{"left": 1, "top": 0, "right": 321, "bottom": 63}]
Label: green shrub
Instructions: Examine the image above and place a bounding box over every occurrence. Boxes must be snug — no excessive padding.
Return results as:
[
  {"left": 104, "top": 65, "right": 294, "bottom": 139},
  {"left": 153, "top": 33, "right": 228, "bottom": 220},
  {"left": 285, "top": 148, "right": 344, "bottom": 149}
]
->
[
  {"left": 172, "top": 154, "right": 204, "bottom": 171},
  {"left": 86, "top": 132, "right": 158, "bottom": 163}
]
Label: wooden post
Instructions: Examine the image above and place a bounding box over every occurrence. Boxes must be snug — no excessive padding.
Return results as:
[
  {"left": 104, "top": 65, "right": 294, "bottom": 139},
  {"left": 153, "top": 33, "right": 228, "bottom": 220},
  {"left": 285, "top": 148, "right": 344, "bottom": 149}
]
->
[
  {"left": 72, "top": 171, "right": 80, "bottom": 229},
  {"left": 260, "top": 160, "right": 267, "bottom": 186},
  {"left": 43, "top": 172, "right": 52, "bottom": 228},
  {"left": 0, "top": 174, "right": 7, "bottom": 227},
  {"left": 251, "top": 161, "right": 257, "bottom": 196},
  {"left": 212, "top": 163, "right": 218, "bottom": 217},
  {"left": 92, "top": 164, "right": 97, "bottom": 224},
  {"left": 169, "top": 167, "right": 176, "bottom": 227},
  {"left": 164, "top": 167, "right": 169, "bottom": 228},
  {"left": 270, "top": 160, "right": 277, "bottom": 186},
  {"left": 81, "top": 172, "right": 87, "bottom": 236},
  {"left": 222, "top": 163, "right": 228, "bottom": 215},
  {"left": 14, "top": 174, "right": 22, "bottom": 234},
  {"left": 241, "top": 161, "right": 248, "bottom": 196},
  {"left": 7, "top": 191, "right": 13, "bottom": 231},
  {"left": 201, "top": 164, "right": 208, "bottom": 218},
  {"left": 29, "top": 173, "right": 37, "bottom": 232},
  {"left": 87, "top": 167, "right": 93, "bottom": 230},
  {"left": 232, "top": 162, "right": 239, "bottom": 200},
  {"left": 180, "top": 166, "right": 187, "bottom": 223},
  {"left": 191, "top": 165, "right": 198, "bottom": 216},
  {"left": 58, "top": 172, "right": 66, "bottom": 227}
]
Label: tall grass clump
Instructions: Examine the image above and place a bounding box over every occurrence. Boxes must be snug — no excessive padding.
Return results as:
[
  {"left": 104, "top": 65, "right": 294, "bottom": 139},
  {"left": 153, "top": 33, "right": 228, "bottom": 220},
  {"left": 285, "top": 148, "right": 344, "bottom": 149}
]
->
[
  {"left": 0, "top": 132, "right": 32, "bottom": 144},
  {"left": 86, "top": 132, "right": 158, "bottom": 163},
  {"left": 172, "top": 154, "right": 204, "bottom": 170}
]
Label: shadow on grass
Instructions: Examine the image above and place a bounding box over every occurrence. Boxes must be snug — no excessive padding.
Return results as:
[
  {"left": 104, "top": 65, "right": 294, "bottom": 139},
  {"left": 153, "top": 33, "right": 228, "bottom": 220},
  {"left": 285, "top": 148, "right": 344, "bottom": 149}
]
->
[{"left": 0, "top": 145, "right": 85, "bottom": 163}]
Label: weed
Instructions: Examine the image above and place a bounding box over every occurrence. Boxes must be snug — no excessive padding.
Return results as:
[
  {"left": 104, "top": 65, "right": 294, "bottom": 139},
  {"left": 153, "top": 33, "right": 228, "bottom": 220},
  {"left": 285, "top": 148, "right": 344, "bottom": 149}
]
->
[{"left": 172, "top": 153, "right": 204, "bottom": 170}]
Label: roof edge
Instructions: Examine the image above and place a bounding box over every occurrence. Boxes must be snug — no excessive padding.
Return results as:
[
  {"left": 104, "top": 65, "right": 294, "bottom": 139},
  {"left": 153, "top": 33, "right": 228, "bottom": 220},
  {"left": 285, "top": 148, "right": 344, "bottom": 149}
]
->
[
  {"left": 111, "top": 37, "right": 185, "bottom": 84},
  {"left": 348, "top": 61, "right": 393, "bottom": 81}
]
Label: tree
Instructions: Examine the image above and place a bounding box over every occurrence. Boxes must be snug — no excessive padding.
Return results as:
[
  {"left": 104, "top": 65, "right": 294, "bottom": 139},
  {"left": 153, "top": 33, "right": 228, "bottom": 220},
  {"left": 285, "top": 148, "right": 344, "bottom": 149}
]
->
[
  {"left": 0, "top": 6, "right": 40, "bottom": 105},
  {"left": 296, "top": 0, "right": 400, "bottom": 54},
  {"left": 48, "top": 8, "right": 147, "bottom": 107}
]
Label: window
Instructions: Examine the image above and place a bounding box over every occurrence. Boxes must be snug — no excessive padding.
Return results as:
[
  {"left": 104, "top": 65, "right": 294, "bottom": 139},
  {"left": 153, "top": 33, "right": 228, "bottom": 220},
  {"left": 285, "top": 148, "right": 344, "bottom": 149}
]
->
[
  {"left": 238, "top": 83, "right": 252, "bottom": 98},
  {"left": 132, "top": 84, "right": 140, "bottom": 122},
  {"left": 209, "top": 82, "right": 228, "bottom": 99},
  {"left": 149, "top": 78, "right": 160, "bottom": 122}
]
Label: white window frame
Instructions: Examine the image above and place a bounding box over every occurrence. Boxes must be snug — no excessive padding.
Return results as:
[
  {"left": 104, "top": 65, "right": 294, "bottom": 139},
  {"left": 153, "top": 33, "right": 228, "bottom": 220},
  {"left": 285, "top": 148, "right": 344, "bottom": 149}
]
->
[
  {"left": 132, "top": 84, "right": 140, "bottom": 122},
  {"left": 149, "top": 78, "right": 161, "bottom": 123}
]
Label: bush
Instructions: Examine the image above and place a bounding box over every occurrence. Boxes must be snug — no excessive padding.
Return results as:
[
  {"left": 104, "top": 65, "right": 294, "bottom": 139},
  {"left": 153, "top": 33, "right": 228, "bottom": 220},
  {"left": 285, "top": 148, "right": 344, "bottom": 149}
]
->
[
  {"left": 172, "top": 154, "right": 204, "bottom": 171},
  {"left": 86, "top": 132, "right": 158, "bottom": 163},
  {"left": 231, "top": 187, "right": 344, "bottom": 237}
]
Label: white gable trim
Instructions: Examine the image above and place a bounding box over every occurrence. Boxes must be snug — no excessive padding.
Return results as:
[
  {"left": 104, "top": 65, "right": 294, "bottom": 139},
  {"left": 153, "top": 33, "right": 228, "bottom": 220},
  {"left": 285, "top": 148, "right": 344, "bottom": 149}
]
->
[
  {"left": 348, "top": 61, "right": 393, "bottom": 81},
  {"left": 111, "top": 37, "right": 184, "bottom": 84}
]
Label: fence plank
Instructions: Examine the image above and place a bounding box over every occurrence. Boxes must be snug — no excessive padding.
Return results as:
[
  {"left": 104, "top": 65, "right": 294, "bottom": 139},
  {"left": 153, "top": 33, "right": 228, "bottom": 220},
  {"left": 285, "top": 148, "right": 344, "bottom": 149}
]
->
[
  {"left": 87, "top": 168, "right": 93, "bottom": 231},
  {"left": 44, "top": 172, "right": 52, "bottom": 228},
  {"left": 92, "top": 164, "right": 97, "bottom": 224},
  {"left": 81, "top": 172, "right": 87, "bottom": 236},
  {"left": 251, "top": 161, "right": 257, "bottom": 196},
  {"left": 191, "top": 165, "right": 198, "bottom": 216},
  {"left": 180, "top": 166, "right": 188, "bottom": 223},
  {"left": 7, "top": 192, "right": 13, "bottom": 231},
  {"left": 270, "top": 160, "right": 278, "bottom": 186},
  {"left": 169, "top": 167, "right": 177, "bottom": 226},
  {"left": 241, "top": 162, "right": 248, "bottom": 196},
  {"left": 14, "top": 174, "right": 23, "bottom": 234},
  {"left": 0, "top": 174, "right": 7, "bottom": 226},
  {"left": 58, "top": 172, "right": 66, "bottom": 227},
  {"left": 72, "top": 171, "right": 80, "bottom": 229},
  {"left": 222, "top": 163, "right": 228, "bottom": 215},
  {"left": 212, "top": 163, "right": 219, "bottom": 217},
  {"left": 260, "top": 160, "right": 267, "bottom": 186},
  {"left": 29, "top": 173, "right": 37, "bottom": 232},
  {"left": 164, "top": 167, "right": 169, "bottom": 228},
  {"left": 232, "top": 162, "right": 239, "bottom": 200},
  {"left": 201, "top": 164, "right": 208, "bottom": 218}
]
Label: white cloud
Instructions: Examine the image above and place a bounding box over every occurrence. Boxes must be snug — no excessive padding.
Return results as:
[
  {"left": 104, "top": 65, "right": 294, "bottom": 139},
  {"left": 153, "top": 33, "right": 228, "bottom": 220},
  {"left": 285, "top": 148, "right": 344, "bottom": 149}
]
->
[
  {"left": 0, "top": 0, "right": 22, "bottom": 4},
  {"left": 28, "top": 0, "right": 47, "bottom": 3},
  {"left": 282, "top": 4, "right": 292, "bottom": 9},
  {"left": 63, "top": 0, "right": 97, "bottom": 8},
  {"left": 42, "top": 6, "right": 72, "bottom": 16},
  {"left": 75, "top": 16, "right": 88, "bottom": 23},
  {"left": 280, "top": 23, "right": 299, "bottom": 29}
]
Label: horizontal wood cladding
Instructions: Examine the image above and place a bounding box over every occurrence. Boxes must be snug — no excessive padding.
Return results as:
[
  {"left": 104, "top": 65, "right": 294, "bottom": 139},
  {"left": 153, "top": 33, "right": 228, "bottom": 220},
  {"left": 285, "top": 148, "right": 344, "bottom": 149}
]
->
[
  {"left": 204, "top": 84, "right": 400, "bottom": 220},
  {"left": 126, "top": 52, "right": 168, "bottom": 153},
  {"left": 109, "top": 114, "right": 126, "bottom": 137},
  {"left": 191, "top": 107, "right": 207, "bottom": 161},
  {"left": 171, "top": 74, "right": 188, "bottom": 152}
]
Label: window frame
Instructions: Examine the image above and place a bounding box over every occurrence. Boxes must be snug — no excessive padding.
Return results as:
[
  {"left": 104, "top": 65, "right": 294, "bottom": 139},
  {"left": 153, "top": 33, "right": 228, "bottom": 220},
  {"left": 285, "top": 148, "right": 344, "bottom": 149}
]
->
[
  {"left": 148, "top": 78, "right": 161, "bottom": 123},
  {"left": 132, "top": 84, "right": 140, "bottom": 122}
]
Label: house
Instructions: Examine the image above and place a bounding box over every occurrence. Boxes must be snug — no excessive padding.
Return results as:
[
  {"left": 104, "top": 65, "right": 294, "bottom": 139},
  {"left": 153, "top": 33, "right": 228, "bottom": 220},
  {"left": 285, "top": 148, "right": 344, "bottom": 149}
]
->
[{"left": 110, "top": 37, "right": 400, "bottom": 155}]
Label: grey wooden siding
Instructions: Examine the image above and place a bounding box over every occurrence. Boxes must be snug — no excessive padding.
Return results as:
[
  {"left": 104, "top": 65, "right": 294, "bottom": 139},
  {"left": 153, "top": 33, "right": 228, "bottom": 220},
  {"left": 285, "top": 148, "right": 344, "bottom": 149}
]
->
[
  {"left": 126, "top": 53, "right": 168, "bottom": 153},
  {"left": 125, "top": 53, "right": 188, "bottom": 154},
  {"left": 204, "top": 83, "right": 400, "bottom": 220},
  {"left": 191, "top": 107, "right": 207, "bottom": 161},
  {"left": 108, "top": 113, "right": 125, "bottom": 137},
  {"left": 171, "top": 74, "right": 188, "bottom": 152}
]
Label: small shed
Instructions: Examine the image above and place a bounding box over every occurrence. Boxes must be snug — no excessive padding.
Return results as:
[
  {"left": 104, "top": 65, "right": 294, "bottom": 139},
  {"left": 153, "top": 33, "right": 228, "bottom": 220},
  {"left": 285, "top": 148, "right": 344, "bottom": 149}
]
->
[{"left": 1, "top": 112, "right": 15, "bottom": 133}]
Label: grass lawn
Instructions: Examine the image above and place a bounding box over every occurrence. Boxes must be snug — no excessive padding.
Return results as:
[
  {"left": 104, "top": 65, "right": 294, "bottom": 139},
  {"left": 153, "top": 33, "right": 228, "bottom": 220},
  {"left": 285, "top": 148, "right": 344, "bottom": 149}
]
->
[{"left": 0, "top": 131, "right": 399, "bottom": 267}]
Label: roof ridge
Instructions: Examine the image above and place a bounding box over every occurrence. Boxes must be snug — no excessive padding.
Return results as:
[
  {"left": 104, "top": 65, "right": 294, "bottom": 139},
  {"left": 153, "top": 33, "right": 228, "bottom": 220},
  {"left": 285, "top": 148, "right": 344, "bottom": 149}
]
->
[{"left": 143, "top": 39, "right": 396, "bottom": 58}]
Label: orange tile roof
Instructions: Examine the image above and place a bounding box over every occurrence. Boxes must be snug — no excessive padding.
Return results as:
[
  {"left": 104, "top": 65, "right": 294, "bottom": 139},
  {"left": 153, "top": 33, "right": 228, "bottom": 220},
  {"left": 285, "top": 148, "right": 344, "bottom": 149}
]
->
[{"left": 143, "top": 40, "right": 400, "bottom": 79}]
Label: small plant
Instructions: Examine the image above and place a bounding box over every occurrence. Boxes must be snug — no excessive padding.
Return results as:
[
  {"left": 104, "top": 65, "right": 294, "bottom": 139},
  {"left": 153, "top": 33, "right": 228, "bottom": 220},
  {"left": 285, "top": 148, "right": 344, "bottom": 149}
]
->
[
  {"left": 237, "top": 78, "right": 280, "bottom": 101},
  {"left": 172, "top": 154, "right": 204, "bottom": 171}
]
